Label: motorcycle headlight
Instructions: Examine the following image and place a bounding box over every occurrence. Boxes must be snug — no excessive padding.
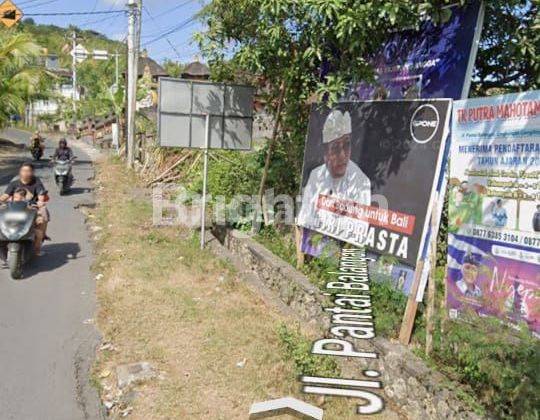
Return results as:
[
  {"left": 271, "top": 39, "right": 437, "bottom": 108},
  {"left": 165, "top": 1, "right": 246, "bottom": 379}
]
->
[
  {"left": 4, "top": 212, "right": 27, "bottom": 222},
  {"left": 0, "top": 213, "right": 31, "bottom": 240},
  {"left": 0, "top": 221, "right": 24, "bottom": 240}
]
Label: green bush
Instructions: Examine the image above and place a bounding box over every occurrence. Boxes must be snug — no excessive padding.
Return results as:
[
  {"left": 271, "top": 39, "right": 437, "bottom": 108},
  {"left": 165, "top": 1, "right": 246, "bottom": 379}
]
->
[
  {"left": 433, "top": 317, "right": 540, "bottom": 420},
  {"left": 277, "top": 323, "right": 339, "bottom": 377}
]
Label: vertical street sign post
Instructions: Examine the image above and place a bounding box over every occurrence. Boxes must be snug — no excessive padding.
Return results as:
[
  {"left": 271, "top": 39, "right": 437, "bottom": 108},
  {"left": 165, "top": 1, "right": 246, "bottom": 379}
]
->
[
  {"left": 200, "top": 114, "right": 211, "bottom": 249},
  {"left": 157, "top": 78, "right": 255, "bottom": 249}
]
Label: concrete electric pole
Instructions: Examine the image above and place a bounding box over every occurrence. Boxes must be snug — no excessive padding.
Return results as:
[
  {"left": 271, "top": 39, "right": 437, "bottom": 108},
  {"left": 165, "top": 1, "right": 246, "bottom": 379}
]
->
[{"left": 126, "top": 0, "right": 141, "bottom": 167}]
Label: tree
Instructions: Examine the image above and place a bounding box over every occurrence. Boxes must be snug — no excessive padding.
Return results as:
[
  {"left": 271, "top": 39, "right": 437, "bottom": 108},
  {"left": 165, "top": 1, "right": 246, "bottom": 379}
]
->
[
  {"left": 162, "top": 59, "right": 185, "bottom": 78},
  {"left": 472, "top": 0, "right": 538, "bottom": 96},
  {"left": 0, "top": 30, "right": 51, "bottom": 128},
  {"left": 197, "top": 0, "right": 462, "bottom": 222}
]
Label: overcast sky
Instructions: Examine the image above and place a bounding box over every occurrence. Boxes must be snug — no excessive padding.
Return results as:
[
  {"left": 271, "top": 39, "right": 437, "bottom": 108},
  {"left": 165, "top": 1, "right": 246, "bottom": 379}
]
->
[{"left": 19, "top": 0, "right": 204, "bottom": 63}]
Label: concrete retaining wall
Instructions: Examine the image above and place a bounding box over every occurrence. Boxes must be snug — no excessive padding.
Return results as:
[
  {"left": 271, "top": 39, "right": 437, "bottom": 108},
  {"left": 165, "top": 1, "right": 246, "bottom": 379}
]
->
[{"left": 212, "top": 228, "right": 485, "bottom": 420}]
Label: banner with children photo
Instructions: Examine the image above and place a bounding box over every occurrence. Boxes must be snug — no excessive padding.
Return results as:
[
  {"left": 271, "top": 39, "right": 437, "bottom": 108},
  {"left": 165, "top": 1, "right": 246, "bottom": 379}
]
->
[{"left": 447, "top": 91, "right": 540, "bottom": 335}]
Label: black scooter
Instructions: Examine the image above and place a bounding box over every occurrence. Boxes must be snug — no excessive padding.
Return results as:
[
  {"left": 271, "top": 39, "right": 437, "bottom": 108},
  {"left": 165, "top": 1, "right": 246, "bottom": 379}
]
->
[
  {"left": 30, "top": 145, "right": 43, "bottom": 161},
  {"left": 51, "top": 156, "right": 76, "bottom": 195},
  {"left": 0, "top": 201, "right": 37, "bottom": 279}
]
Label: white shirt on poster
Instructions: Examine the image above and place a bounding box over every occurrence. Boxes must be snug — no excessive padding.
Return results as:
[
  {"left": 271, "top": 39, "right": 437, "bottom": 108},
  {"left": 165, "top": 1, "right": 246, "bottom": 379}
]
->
[{"left": 298, "top": 160, "right": 371, "bottom": 228}]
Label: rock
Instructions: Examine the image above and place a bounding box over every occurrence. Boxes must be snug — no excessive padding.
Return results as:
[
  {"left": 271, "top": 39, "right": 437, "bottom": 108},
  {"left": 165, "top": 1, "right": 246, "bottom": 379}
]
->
[
  {"left": 99, "top": 342, "right": 116, "bottom": 352},
  {"left": 116, "top": 362, "right": 156, "bottom": 389},
  {"left": 392, "top": 378, "right": 408, "bottom": 401},
  {"left": 103, "top": 400, "right": 115, "bottom": 410},
  {"left": 121, "top": 406, "right": 133, "bottom": 417},
  {"left": 436, "top": 399, "right": 451, "bottom": 418},
  {"left": 120, "top": 391, "right": 138, "bottom": 405}
]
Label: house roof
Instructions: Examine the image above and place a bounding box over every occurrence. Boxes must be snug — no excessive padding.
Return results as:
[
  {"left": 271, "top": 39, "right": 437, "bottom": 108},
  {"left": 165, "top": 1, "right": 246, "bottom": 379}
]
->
[
  {"left": 138, "top": 56, "right": 168, "bottom": 77},
  {"left": 182, "top": 60, "right": 210, "bottom": 78},
  {"left": 122, "top": 54, "right": 168, "bottom": 78}
]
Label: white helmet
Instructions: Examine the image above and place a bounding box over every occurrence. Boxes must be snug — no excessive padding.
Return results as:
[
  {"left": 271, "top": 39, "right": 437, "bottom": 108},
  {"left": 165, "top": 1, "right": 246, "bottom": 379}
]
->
[{"left": 322, "top": 109, "right": 351, "bottom": 144}]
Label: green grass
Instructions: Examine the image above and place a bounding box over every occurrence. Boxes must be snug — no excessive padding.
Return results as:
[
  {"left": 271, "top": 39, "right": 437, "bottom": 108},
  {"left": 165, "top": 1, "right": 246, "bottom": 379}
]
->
[{"left": 255, "top": 225, "right": 539, "bottom": 419}]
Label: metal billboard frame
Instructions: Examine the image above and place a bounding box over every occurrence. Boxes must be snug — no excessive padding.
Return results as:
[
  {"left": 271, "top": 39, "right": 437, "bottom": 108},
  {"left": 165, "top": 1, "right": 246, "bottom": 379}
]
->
[{"left": 157, "top": 77, "right": 255, "bottom": 249}]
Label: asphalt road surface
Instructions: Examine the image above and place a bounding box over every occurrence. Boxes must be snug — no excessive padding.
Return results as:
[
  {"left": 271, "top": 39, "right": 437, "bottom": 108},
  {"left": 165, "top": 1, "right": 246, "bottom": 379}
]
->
[{"left": 0, "top": 128, "right": 102, "bottom": 420}]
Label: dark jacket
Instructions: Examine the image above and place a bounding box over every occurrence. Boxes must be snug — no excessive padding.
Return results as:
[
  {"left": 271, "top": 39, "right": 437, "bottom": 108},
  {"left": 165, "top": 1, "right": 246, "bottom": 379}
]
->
[{"left": 54, "top": 147, "right": 73, "bottom": 161}]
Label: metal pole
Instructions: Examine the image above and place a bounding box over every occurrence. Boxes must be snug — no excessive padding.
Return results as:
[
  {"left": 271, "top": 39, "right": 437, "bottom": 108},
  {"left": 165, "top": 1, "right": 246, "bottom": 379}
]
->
[
  {"left": 200, "top": 114, "right": 210, "bottom": 250},
  {"left": 71, "top": 32, "right": 77, "bottom": 129},
  {"left": 115, "top": 49, "right": 119, "bottom": 88}
]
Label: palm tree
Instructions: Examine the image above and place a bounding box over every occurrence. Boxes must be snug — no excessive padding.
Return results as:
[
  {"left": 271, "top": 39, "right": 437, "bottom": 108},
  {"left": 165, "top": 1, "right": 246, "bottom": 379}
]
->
[{"left": 0, "top": 29, "right": 49, "bottom": 128}]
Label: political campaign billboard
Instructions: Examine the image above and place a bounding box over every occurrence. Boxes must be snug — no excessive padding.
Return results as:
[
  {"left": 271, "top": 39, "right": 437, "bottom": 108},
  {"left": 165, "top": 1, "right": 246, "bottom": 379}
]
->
[
  {"left": 298, "top": 100, "right": 451, "bottom": 266},
  {"left": 346, "top": 1, "right": 484, "bottom": 101},
  {"left": 447, "top": 91, "right": 539, "bottom": 334},
  {"left": 301, "top": 2, "right": 484, "bottom": 291}
]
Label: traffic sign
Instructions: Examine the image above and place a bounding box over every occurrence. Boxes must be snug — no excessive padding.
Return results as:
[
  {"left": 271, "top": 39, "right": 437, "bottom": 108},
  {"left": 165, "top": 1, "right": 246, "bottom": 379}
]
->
[
  {"left": 70, "top": 44, "right": 88, "bottom": 63},
  {"left": 0, "top": 0, "right": 23, "bottom": 28},
  {"left": 93, "top": 49, "right": 108, "bottom": 60}
]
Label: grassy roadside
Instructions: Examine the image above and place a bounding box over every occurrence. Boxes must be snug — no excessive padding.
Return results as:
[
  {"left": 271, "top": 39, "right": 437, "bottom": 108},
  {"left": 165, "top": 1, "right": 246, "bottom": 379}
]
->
[{"left": 90, "top": 157, "right": 392, "bottom": 419}]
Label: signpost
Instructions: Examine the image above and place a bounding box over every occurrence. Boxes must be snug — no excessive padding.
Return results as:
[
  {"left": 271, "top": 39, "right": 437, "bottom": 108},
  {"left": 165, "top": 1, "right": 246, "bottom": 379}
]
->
[
  {"left": 0, "top": 0, "right": 22, "bottom": 28},
  {"left": 70, "top": 44, "right": 89, "bottom": 63},
  {"left": 93, "top": 50, "right": 109, "bottom": 60},
  {"left": 158, "top": 78, "right": 255, "bottom": 249}
]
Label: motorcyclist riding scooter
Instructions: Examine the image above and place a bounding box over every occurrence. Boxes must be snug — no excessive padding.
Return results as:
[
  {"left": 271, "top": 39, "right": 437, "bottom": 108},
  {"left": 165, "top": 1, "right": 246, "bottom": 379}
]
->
[
  {"left": 29, "top": 131, "right": 45, "bottom": 161},
  {"left": 51, "top": 139, "right": 75, "bottom": 195},
  {"left": 0, "top": 163, "right": 50, "bottom": 278}
]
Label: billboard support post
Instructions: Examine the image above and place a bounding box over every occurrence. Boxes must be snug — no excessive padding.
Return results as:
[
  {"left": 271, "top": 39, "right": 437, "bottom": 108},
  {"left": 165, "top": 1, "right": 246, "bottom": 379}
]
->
[
  {"left": 399, "top": 261, "right": 424, "bottom": 344},
  {"left": 200, "top": 114, "right": 210, "bottom": 250}
]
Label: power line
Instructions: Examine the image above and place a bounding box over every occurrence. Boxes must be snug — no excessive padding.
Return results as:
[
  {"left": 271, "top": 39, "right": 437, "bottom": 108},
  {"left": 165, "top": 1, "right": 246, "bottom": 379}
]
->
[
  {"left": 142, "top": 5, "right": 183, "bottom": 60},
  {"left": 141, "top": 15, "right": 197, "bottom": 47},
  {"left": 22, "top": 0, "right": 61, "bottom": 10},
  {"left": 18, "top": 0, "right": 48, "bottom": 6},
  {"left": 78, "top": 12, "right": 125, "bottom": 29},
  {"left": 80, "top": 0, "right": 124, "bottom": 30},
  {"left": 152, "top": 0, "right": 195, "bottom": 19},
  {"left": 80, "top": 0, "right": 99, "bottom": 26},
  {"left": 24, "top": 10, "right": 125, "bottom": 17}
]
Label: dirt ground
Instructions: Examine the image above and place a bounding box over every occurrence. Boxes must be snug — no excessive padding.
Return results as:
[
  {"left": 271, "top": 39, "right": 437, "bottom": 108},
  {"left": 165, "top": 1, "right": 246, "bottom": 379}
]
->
[{"left": 90, "top": 157, "right": 393, "bottom": 420}]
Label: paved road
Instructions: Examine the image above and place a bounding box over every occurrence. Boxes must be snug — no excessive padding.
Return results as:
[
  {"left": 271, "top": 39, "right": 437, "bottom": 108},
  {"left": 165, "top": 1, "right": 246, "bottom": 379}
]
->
[{"left": 0, "top": 129, "right": 102, "bottom": 420}]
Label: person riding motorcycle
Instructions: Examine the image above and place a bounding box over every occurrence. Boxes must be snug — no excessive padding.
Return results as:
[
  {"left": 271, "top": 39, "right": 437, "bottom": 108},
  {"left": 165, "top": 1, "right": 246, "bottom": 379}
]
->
[
  {"left": 52, "top": 138, "right": 75, "bottom": 187},
  {"left": 0, "top": 162, "right": 49, "bottom": 256},
  {"left": 53, "top": 138, "right": 74, "bottom": 161},
  {"left": 30, "top": 131, "right": 45, "bottom": 154}
]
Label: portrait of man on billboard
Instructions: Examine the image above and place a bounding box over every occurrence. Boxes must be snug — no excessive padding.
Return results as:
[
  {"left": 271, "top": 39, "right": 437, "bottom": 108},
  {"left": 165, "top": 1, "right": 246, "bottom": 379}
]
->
[
  {"left": 455, "top": 252, "right": 483, "bottom": 298},
  {"left": 298, "top": 109, "right": 371, "bottom": 228}
]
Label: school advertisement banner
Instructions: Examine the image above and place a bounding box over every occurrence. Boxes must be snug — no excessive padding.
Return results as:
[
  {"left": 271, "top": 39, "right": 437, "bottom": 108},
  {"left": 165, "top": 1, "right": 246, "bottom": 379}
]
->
[
  {"left": 447, "top": 91, "right": 540, "bottom": 335},
  {"left": 298, "top": 100, "right": 451, "bottom": 266}
]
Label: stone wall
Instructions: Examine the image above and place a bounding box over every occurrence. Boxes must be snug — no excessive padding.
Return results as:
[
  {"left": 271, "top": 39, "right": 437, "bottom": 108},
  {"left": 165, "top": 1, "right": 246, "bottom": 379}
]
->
[{"left": 211, "top": 228, "right": 486, "bottom": 420}]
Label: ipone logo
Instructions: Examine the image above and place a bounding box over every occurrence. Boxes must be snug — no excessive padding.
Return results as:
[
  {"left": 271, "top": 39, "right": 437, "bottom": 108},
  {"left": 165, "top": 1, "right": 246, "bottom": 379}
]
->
[{"left": 410, "top": 104, "right": 439, "bottom": 144}]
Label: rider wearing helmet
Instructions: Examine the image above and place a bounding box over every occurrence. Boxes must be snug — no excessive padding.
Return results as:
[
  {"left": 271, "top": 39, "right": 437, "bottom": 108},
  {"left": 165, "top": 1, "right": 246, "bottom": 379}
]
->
[
  {"left": 53, "top": 138, "right": 74, "bottom": 161},
  {"left": 30, "top": 131, "right": 44, "bottom": 153}
]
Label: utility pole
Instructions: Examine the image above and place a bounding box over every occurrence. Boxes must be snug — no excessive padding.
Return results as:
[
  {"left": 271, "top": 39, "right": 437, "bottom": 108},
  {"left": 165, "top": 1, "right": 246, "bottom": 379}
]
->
[
  {"left": 126, "top": 0, "right": 141, "bottom": 167},
  {"left": 115, "top": 48, "right": 119, "bottom": 89},
  {"left": 71, "top": 31, "right": 78, "bottom": 131}
]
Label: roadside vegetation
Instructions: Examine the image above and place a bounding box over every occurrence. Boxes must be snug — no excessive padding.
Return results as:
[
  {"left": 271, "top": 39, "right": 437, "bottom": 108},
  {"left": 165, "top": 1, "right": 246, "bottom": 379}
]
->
[
  {"left": 255, "top": 226, "right": 540, "bottom": 420},
  {"left": 0, "top": 29, "right": 51, "bottom": 128},
  {"left": 90, "top": 157, "right": 393, "bottom": 419}
]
